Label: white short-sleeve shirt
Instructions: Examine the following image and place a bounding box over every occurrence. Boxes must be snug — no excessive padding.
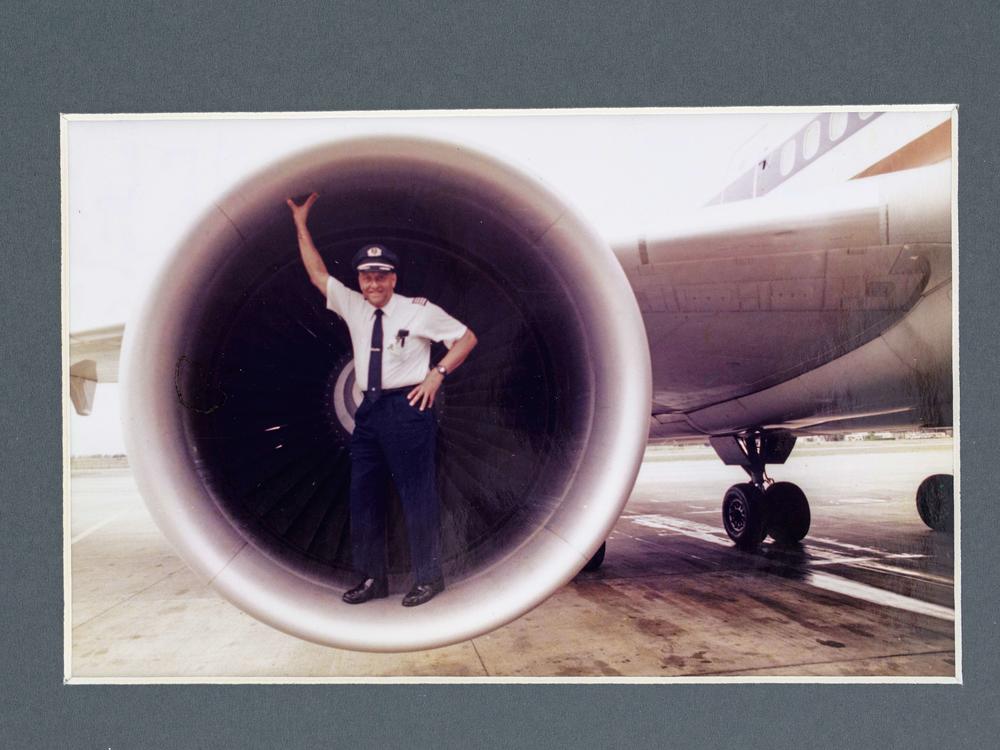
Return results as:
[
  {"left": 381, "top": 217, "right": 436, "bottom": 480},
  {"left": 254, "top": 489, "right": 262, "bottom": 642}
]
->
[{"left": 325, "top": 275, "right": 468, "bottom": 389}]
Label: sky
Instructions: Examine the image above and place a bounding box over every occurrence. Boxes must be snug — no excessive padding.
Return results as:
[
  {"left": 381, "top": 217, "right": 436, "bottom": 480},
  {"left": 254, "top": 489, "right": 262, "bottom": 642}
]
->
[{"left": 66, "top": 109, "right": 822, "bottom": 454}]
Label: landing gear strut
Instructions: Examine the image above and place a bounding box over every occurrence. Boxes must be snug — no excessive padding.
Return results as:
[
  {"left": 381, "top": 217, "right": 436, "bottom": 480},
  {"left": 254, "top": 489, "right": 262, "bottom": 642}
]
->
[
  {"left": 916, "top": 474, "right": 954, "bottom": 532},
  {"left": 711, "top": 430, "right": 811, "bottom": 549}
]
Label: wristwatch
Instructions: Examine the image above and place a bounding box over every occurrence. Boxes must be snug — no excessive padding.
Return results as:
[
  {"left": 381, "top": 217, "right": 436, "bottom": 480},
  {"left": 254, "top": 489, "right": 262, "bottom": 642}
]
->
[{"left": 434, "top": 364, "right": 448, "bottom": 378}]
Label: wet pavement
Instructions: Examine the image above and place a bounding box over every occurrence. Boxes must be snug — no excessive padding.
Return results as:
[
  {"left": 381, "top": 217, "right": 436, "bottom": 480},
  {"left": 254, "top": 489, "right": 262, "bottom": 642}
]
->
[{"left": 69, "top": 438, "right": 956, "bottom": 680}]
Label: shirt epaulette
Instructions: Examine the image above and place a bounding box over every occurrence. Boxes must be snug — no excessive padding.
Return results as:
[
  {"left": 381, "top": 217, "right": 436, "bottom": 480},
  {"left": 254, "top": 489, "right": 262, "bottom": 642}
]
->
[{"left": 412, "top": 297, "right": 428, "bottom": 306}]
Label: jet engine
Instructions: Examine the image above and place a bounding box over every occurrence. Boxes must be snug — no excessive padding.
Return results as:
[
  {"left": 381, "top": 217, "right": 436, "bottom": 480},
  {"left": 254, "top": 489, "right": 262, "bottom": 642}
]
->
[{"left": 121, "top": 137, "right": 651, "bottom": 652}]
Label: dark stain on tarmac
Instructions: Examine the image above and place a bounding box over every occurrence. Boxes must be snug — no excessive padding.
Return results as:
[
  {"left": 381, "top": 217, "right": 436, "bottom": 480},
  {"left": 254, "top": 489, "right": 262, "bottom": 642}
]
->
[
  {"left": 817, "top": 639, "right": 847, "bottom": 648},
  {"left": 745, "top": 592, "right": 819, "bottom": 629},
  {"left": 574, "top": 580, "right": 664, "bottom": 620},
  {"left": 668, "top": 585, "right": 732, "bottom": 607},
  {"left": 842, "top": 623, "right": 876, "bottom": 638},
  {"left": 691, "top": 650, "right": 712, "bottom": 664},
  {"left": 632, "top": 616, "right": 684, "bottom": 640}
]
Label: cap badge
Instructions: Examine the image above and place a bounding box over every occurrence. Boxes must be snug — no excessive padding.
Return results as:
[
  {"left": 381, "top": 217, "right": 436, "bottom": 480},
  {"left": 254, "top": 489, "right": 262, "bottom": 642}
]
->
[{"left": 367, "top": 246, "right": 382, "bottom": 257}]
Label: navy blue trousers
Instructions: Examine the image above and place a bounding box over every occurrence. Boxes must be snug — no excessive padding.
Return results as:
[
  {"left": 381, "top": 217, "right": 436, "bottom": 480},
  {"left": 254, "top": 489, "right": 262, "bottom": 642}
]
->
[{"left": 349, "top": 391, "right": 442, "bottom": 584}]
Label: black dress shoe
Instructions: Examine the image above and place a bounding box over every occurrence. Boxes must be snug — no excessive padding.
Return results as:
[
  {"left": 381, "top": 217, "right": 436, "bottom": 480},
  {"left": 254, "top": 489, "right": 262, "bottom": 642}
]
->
[
  {"left": 342, "top": 577, "right": 388, "bottom": 604},
  {"left": 401, "top": 578, "right": 444, "bottom": 607}
]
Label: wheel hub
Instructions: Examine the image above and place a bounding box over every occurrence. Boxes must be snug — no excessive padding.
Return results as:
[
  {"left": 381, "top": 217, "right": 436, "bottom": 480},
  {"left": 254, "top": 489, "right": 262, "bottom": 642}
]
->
[{"left": 727, "top": 498, "right": 747, "bottom": 534}]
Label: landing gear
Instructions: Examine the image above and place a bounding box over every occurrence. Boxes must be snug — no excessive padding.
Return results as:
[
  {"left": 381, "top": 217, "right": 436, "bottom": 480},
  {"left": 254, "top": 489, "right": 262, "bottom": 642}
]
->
[
  {"left": 582, "top": 541, "right": 606, "bottom": 571},
  {"left": 765, "top": 481, "right": 811, "bottom": 544},
  {"left": 722, "top": 483, "right": 768, "bottom": 549},
  {"left": 711, "top": 430, "right": 811, "bottom": 549},
  {"left": 916, "top": 474, "right": 954, "bottom": 532}
]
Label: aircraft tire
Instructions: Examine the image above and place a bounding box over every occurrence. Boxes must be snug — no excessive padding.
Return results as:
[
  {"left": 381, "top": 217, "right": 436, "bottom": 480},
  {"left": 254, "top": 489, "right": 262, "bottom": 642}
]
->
[
  {"left": 765, "top": 482, "right": 811, "bottom": 544},
  {"left": 916, "top": 474, "right": 954, "bottom": 532},
  {"left": 722, "top": 483, "right": 768, "bottom": 550},
  {"left": 582, "top": 541, "right": 606, "bottom": 572}
]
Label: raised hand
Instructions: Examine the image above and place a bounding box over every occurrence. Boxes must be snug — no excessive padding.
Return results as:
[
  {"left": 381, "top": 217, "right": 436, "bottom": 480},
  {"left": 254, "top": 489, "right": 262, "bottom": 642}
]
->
[{"left": 285, "top": 192, "right": 319, "bottom": 225}]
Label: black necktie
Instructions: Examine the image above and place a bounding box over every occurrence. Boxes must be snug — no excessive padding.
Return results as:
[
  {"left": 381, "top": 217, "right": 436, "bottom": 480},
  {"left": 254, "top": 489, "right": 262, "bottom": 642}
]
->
[{"left": 367, "top": 308, "right": 383, "bottom": 400}]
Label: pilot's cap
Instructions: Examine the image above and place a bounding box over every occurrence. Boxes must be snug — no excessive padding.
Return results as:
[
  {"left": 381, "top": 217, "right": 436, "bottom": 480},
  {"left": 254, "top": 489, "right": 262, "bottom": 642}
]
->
[{"left": 353, "top": 244, "right": 398, "bottom": 273}]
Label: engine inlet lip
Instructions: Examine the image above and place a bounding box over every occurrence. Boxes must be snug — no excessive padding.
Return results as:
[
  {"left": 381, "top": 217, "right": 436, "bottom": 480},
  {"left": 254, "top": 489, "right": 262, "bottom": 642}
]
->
[{"left": 121, "top": 135, "right": 652, "bottom": 651}]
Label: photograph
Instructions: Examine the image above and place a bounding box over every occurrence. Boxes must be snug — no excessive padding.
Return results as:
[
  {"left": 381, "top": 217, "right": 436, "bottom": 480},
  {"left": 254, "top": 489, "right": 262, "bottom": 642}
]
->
[{"left": 65, "top": 107, "right": 956, "bottom": 681}]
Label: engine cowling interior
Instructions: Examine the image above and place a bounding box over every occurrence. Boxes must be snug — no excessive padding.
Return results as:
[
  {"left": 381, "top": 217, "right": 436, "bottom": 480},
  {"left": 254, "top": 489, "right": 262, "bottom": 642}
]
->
[{"left": 122, "top": 137, "right": 650, "bottom": 651}]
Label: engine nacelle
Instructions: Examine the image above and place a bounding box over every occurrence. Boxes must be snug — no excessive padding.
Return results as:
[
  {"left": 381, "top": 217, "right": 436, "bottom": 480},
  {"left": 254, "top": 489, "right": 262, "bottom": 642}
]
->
[{"left": 121, "top": 137, "right": 651, "bottom": 651}]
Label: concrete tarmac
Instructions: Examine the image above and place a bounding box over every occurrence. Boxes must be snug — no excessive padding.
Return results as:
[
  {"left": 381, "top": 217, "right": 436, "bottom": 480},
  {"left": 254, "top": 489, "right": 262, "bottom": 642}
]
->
[{"left": 69, "top": 438, "right": 956, "bottom": 680}]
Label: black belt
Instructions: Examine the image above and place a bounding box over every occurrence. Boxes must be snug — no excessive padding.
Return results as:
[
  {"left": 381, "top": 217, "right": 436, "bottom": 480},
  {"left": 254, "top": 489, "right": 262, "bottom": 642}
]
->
[{"left": 364, "top": 385, "right": 419, "bottom": 400}]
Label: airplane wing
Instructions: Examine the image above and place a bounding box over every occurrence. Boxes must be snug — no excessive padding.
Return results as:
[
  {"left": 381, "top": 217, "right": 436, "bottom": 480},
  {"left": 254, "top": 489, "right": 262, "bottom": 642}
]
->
[
  {"left": 69, "top": 323, "right": 123, "bottom": 415},
  {"left": 616, "top": 158, "right": 951, "bottom": 440}
]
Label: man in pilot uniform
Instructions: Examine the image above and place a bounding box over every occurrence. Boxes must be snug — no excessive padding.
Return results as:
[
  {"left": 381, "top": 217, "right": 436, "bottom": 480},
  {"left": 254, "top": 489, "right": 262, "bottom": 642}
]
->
[{"left": 287, "top": 192, "right": 478, "bottom": 607}]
